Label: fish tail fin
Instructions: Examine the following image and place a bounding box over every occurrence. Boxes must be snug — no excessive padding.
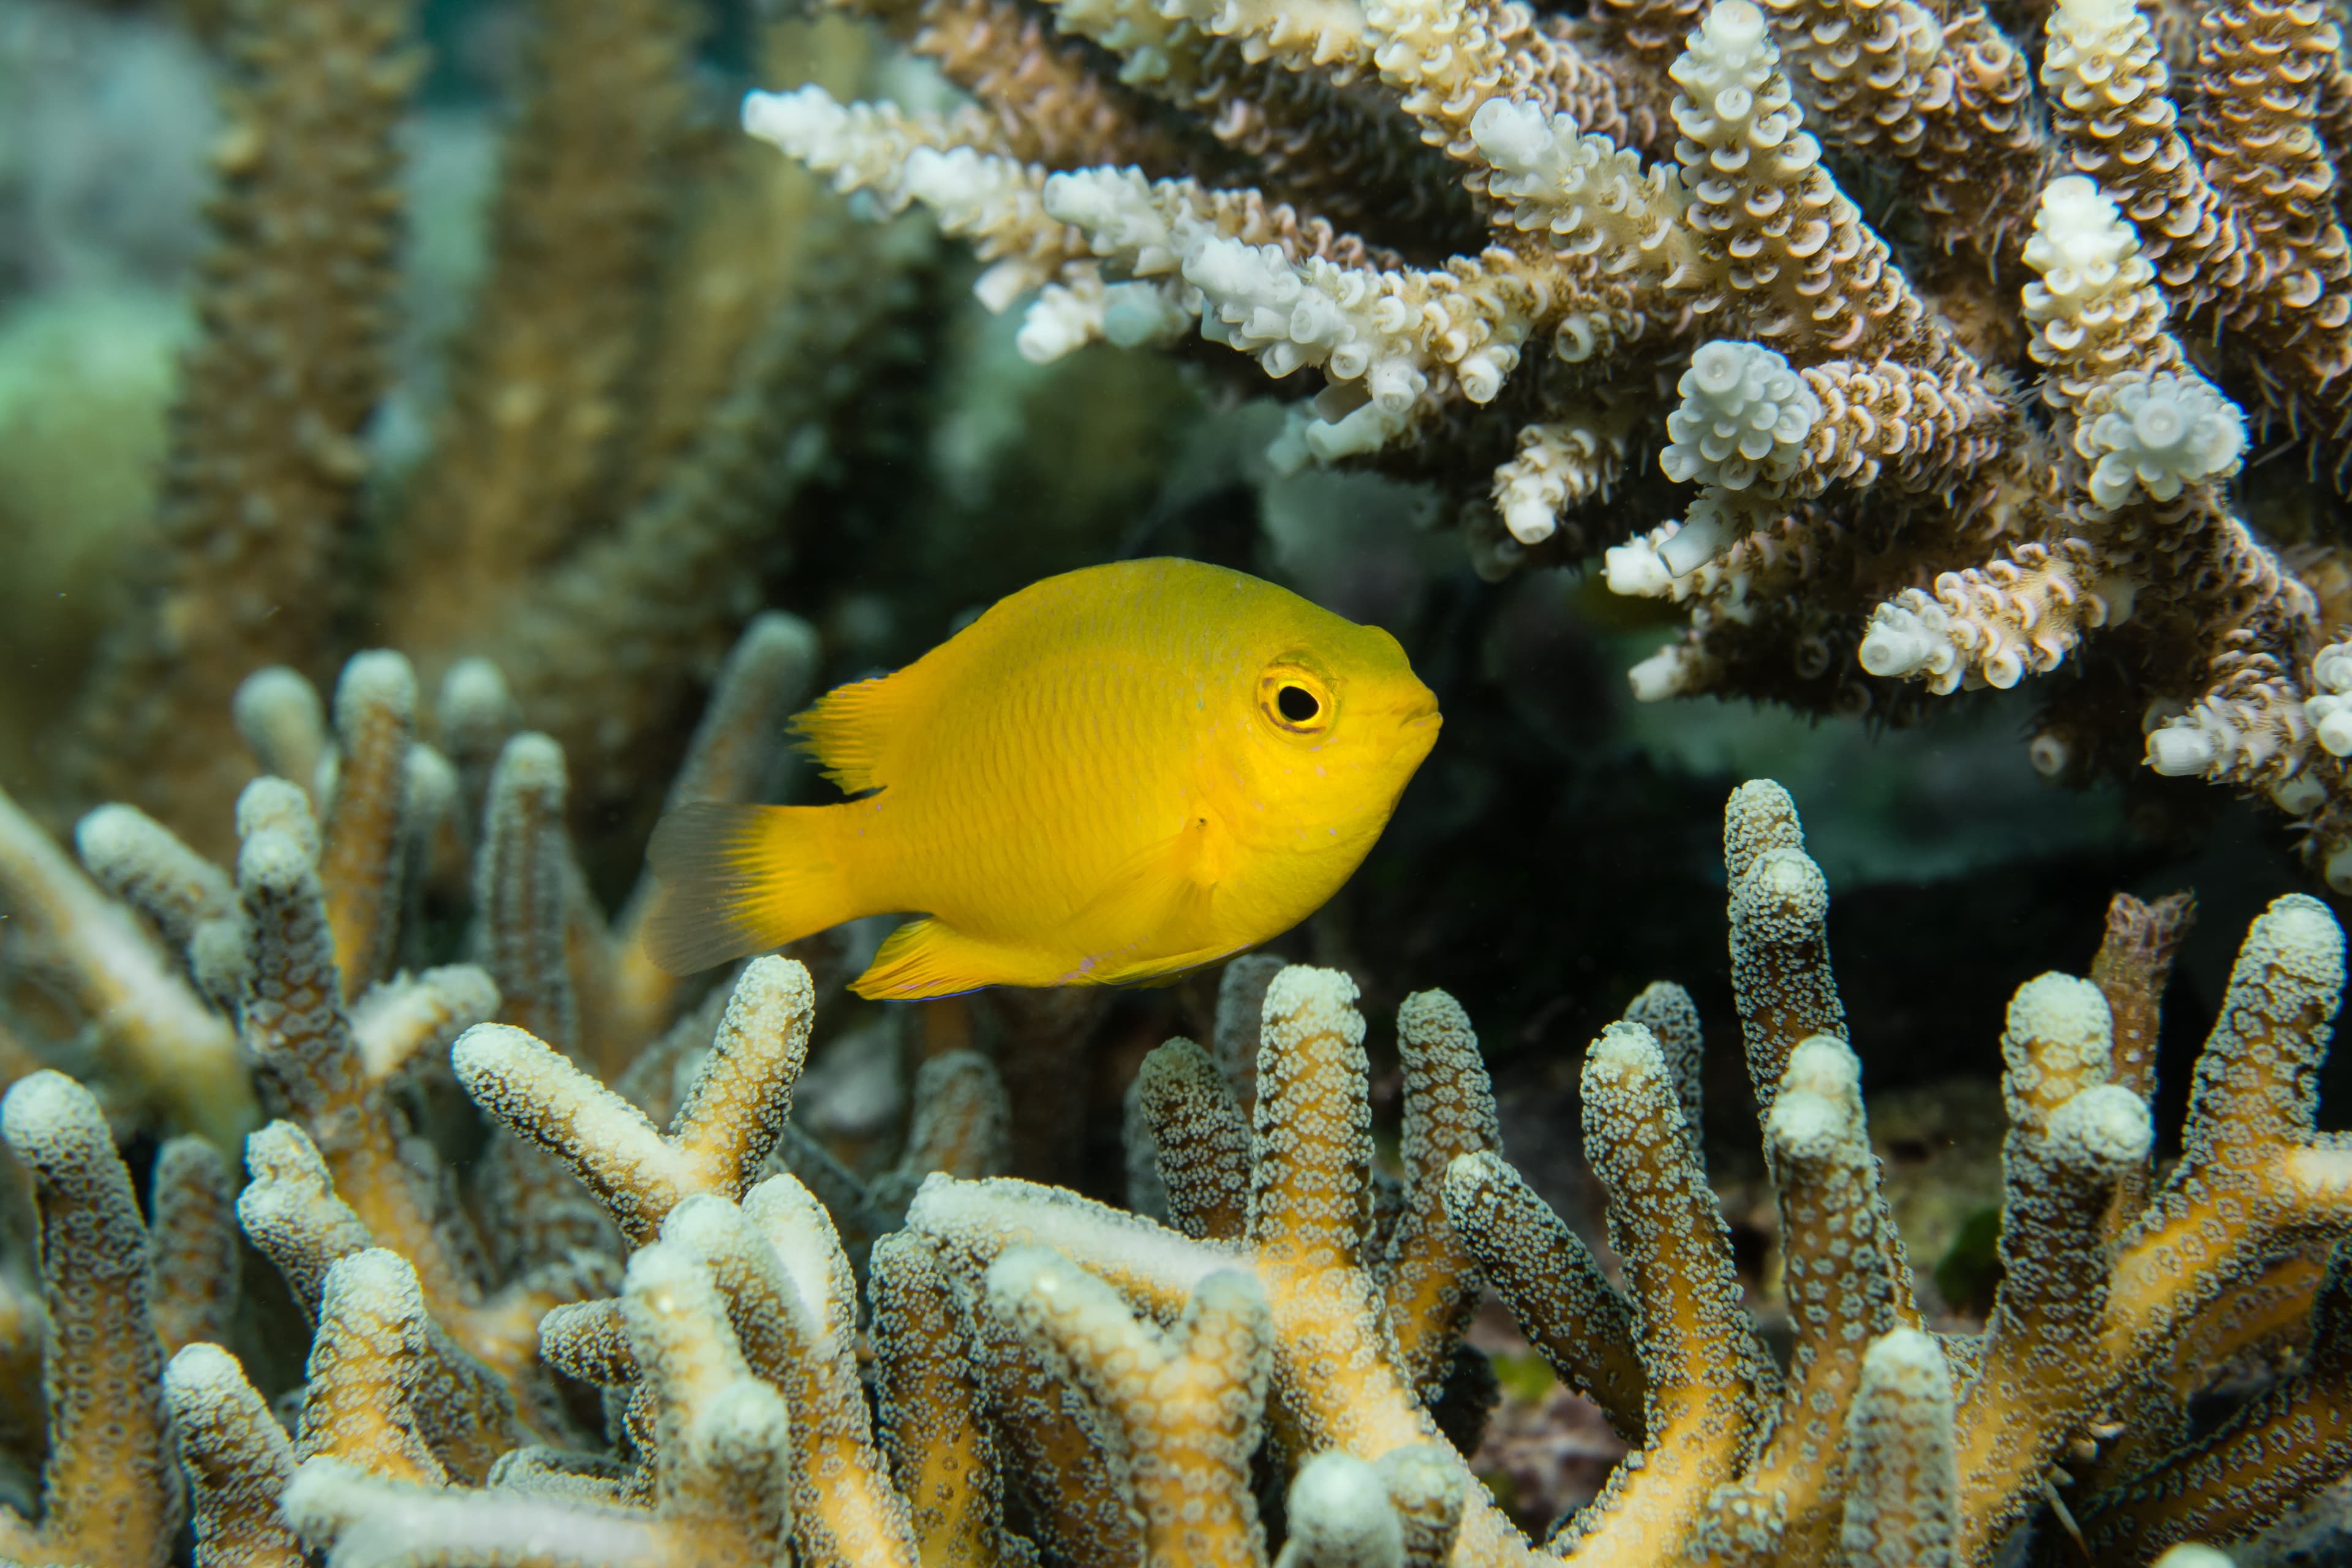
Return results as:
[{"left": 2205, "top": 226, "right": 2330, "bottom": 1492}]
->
[{"left": 641, "top": 803, "right": 859, "bottom": 976}]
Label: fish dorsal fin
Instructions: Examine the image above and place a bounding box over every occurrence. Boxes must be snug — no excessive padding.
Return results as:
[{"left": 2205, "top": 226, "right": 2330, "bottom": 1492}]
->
[{"left": 790, "top": 670, "right": 916, "bottom": 795}]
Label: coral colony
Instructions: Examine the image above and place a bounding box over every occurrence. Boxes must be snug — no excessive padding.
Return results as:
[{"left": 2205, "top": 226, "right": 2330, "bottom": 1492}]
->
[
  {"left": 0, "top": 639, "right": 2347, "bottom": 1564},
  {"left": 747, "top": 0, "right": 2352, "bottom": 882},
  {"left": 1, "top": 0, "right": 2351, "bottom": 1562}
]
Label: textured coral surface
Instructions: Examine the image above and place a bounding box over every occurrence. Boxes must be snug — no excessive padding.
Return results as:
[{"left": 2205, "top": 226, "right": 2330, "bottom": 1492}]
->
[
  {"left": 748, "top": 0, "right": 2352, "bottom": 885},
  {"left": 2, "top": 635, "right": 2347, "bottom": 1562}
]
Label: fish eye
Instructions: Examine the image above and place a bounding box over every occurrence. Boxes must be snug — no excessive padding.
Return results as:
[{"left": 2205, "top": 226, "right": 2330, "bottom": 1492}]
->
[{"left": 1259, "top": 665, "right": 1333, "bottom": 734}]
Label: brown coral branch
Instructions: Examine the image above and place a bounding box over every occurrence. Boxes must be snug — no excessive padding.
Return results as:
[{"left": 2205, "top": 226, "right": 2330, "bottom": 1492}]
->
[{"left": 70, "top": 0, "right": 422, "bottom": 853}]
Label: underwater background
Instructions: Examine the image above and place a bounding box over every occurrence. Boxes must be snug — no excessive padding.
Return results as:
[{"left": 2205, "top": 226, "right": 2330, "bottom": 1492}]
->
[{"left": 1, "top": 0, "right": 2350, "bottom": 1562}]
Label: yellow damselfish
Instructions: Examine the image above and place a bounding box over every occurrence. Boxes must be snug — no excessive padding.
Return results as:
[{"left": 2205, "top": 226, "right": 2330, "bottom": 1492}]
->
[{"left": 643, "top": 557, "right": 1441, "bottom": 999}]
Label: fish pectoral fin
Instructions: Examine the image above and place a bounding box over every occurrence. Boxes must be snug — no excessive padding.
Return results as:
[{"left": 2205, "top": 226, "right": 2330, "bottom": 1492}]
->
[
  {"left": 1066, "top": 819, "right": 1221, "bottom": 946},
  {"left": 853, "top": 919, "right": 1035, "bottom": 1000}
]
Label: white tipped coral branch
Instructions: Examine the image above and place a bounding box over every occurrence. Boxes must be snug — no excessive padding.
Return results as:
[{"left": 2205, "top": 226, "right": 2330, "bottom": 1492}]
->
[
  {"left": 986, "top": 1246, "right": 1273, "bottom": 1566},
  {"left": 0, "top": 1071, "right": 185, "bottom": 1568},
  {"left": 0, "top": 784, "right": 254, "bottom": 1145},
  {"left": 282, "top": 1240, "right": 796, "bottom": 1568},
  {"left": 755, "top": 0, "right": 2352, "bottom": 856},
  {"left": 318, "top": 650, "right": 419, "bottom": 1000},
  {"left": 744, "top": 85, "right": 1082, "bottom": 309},
  {"left": 867, "top": 1229, "right": 1027, "bottom": 1566},
  {"left": 103, "top": 777, "right": 2352, "bottom": 1564},
  {"left": 1441, "top": 1150, "right": 1646, "bottom": 1441},
  {"left": 454, "top": 955, "right": 815, "bottom": 1246},
  {"left": 165, "top": 1342, "right": 303, "bottom": 1568},
  {"left": 149, "top": 1135, "right": 241, "bottom": 1355},
  {"left": 1379, "top": 990, "right": 1501, "bottom": 1400},
  {"left": 1838, "top": 1328, "right": 1959, "bottom": 1568}
]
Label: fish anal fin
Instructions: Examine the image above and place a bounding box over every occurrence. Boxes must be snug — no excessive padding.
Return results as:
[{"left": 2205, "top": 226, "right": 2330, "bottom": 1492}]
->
[
  {"left": 853, "top": 919, "right": 1041, "bottom": 1000},
  {"left": 791, "top": 672, "right": 914, "bottom": 795}
]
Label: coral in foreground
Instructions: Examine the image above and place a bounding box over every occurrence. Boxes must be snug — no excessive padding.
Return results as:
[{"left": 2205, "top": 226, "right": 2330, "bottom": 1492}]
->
[
  {"left": 744, "top": 0, "right": 2352, "bottom": 878},
  {"left": 7, "top": 653, "right": 2336, "bottom": 1566}
]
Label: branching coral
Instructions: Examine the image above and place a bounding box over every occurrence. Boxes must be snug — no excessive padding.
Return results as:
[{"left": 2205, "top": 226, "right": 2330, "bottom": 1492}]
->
[
  {"left": 10, "top": 633, "right": 2350, "bottom": 1559},
  {"left": 45, "top": 0, "right": 937, "bottom": 861},
  {"left": 744, "top": 0, "right": 2352, "bottom": 878}
]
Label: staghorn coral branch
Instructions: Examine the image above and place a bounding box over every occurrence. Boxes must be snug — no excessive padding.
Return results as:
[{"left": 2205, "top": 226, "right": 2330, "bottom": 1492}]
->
[
  {"left": 0, "top": 785, "right": 255, "bottom": 1146},
  {"left": 0, "top": 1071, "right": 184, "bottom": 1567},
  {"left": 869, "top": 1229, "right": 1025, "bottom": 1567},
  {"left": 1695, "top": 1035, "right": 1903, "bottom": 1563},
  {"left": 149, "top": 1135, "right": 240, "bottom": 1355},
  {"left": 1723, "top": 780, "right": 1846, "bottom": 1115},
  {"left": 986, "top": 1247, "right": 1273, "bottom": 1567},
  {"left": 475, "top": 733, "right": 579, "bottom": 1057},
  {"left": 318, "top": 652, "right": 417, "bottom": 1000},
  {"left": 1838, "top": 1328, "right": 1959, "bottom": 1568},
  {"left": 165, "top": 1343, "right": 304, "bottom": 1568},
  {"left": 1623, "top": 979, "right": 1703, "bottom": 1150},
  {"left": 235, "top": 813, "right": 480, "bottom": 1311},
  {"left": 1378, "top": 989, "right": 1501, "bottom": 1400},
  {"left": 295, "top": 1250, "right": 448, "bottom": 1485},
  {"left": 1132, "top": 1038, "right": 1255, "bottom": 1240},
  {"left": 1953, "top": 973, "right": 2153, "bottom": 1555},
  {"left": 454, "top": 956, "right": 815, "bottom": 1245},
  {"left": 68, "top": 0, "right": 423, "bottom": 853},
  {"left": 1555, "top": 1020, "right": 1774, "bottom": 1560},
  {"left": 1441, "top": 1150, "right": 1646, "bottom": 1442}
]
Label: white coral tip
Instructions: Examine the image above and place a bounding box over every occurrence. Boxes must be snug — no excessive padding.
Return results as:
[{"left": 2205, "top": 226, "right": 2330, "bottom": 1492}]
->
[
  {"left": 1626, "top": 644, "right": 1695, "bottom": 702},
  {"left": 2145, "top": 719, "right": 2218, "bottom": 776},
  {"left": 2049, "top": 1084, "right": 2153, "bottom": 1167},
  {"left": 1468, "top": 97, "right": 1550, "bottom": 173},
  {"left": 1284, "top": 1453, "right": 1404, "bottom": 1568},
  {"left": 1655, "top": 511, "right": 1728, "bottom": 577},
  {"left": 1857, "top": 606, "right": 1941, "bottom": 679},
  {"left": 741, "top": 86, "right": 841, "bottom": 153},
  {"left": 1603, "top": 538, "right": 1673, "bottom": 597}
]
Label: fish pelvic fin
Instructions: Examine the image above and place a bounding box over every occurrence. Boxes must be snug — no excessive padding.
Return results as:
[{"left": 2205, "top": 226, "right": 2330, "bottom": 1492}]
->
[
  {"left": 851, "top": 919, "right": 1040, "bottom": 1000},
  {"left": 641, "top": 803, "right": 859, "bottom": 976}
]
